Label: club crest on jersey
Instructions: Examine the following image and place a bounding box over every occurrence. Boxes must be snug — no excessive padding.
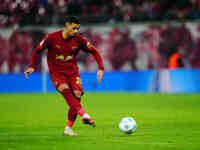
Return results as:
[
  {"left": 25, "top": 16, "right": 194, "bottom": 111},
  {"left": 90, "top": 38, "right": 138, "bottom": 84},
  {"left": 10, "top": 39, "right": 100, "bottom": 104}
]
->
[
  {"left": 56, "top": 55, "right": 73, "bottom": 61},
  {"left": 87, "top": 42, "right": 92, "bottom": 48}
]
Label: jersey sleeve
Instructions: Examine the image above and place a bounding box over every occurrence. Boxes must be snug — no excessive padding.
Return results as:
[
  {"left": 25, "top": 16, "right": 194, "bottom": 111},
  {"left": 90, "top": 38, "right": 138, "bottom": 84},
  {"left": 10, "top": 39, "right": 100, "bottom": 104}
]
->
[
  {"left": 29, "top": 34, "right": 50, "bottom": 69},
  {"left": 79, "top": 35, "right": 104, "bottom": 70}
]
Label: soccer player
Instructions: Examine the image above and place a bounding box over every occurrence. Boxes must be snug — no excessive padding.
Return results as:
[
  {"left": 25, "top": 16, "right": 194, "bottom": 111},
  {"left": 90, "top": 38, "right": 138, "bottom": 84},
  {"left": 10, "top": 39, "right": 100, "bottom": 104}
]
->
[{"left": 24, "top": 16, "right": 104, "bottom": 136}]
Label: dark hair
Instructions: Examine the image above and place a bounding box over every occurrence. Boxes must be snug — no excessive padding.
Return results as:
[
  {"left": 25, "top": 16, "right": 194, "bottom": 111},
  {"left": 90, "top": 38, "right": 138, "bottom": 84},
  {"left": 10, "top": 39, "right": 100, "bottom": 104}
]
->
[{"left": 66, "top": 16, "right": 80, "bottom": 24}]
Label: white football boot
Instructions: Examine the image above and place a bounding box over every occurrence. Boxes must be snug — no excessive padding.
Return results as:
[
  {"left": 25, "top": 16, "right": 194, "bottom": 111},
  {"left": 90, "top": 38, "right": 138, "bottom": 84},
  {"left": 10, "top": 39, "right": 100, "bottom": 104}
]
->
[{"left": 64, "top": 127, "right": 77, "bottom": 136}]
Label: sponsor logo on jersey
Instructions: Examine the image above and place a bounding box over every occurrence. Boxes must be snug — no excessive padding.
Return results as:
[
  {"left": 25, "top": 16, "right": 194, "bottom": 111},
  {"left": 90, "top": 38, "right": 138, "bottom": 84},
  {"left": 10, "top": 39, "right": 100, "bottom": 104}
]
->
[
  {"left": 66, "top": 55, "right": 73, "bottom": 61},
  {"left": 56, "top": 55, "right": 73, "bottom": 61}
]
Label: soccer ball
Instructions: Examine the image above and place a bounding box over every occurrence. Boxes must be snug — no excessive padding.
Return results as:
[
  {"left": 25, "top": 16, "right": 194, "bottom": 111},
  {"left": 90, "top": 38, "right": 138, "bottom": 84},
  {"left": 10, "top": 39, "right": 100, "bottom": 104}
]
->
[{"left": 119, "top": 117, "right": 137, "bottom": 134}]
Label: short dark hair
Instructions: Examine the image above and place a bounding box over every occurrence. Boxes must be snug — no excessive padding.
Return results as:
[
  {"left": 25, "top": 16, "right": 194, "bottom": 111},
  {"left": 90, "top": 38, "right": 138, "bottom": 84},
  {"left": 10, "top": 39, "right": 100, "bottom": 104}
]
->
[{"left": 66, "top": 16, "right": 80, "bottom": 24}]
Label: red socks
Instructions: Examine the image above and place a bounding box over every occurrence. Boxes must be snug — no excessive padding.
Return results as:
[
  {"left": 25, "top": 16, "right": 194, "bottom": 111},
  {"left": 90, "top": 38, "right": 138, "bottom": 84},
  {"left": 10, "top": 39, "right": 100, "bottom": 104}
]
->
[
  {"left": 67, "top": 120, "right": 74, "bottom": 128},
  {"left": 77, "top": 108, "right": 86, "bottom": 117},
  {"left": 61, "top": 89, "right": 87, "bottom": 128}
]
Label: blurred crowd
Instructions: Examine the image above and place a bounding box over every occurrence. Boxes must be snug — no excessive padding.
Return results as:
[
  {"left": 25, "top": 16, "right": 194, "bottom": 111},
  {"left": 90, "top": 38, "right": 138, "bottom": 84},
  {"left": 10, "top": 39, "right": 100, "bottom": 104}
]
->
[
  {"left": 1, "top": 0, "right": 200, "bottom": 73},
  {"left": 0, "top": 29, "right": 45, "bottom": 72},
  {"left": 1, "top": 23, "right": 200, "bottom": 73},
  {"left": 0, "top": 0, "right": 200, "bottom": 27}
]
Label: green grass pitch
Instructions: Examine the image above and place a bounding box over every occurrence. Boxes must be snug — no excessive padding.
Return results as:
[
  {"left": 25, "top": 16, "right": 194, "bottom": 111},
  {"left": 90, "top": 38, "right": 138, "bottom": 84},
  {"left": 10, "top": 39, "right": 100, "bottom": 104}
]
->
[{"left": 0, "top": 93, "right": 200, "bottom": 150}]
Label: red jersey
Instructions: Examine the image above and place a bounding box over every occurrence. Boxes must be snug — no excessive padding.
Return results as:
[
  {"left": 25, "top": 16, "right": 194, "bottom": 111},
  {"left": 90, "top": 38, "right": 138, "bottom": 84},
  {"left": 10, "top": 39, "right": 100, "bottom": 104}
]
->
[{"left": 29, "top": 30, "right": 104, "bottom": 75}]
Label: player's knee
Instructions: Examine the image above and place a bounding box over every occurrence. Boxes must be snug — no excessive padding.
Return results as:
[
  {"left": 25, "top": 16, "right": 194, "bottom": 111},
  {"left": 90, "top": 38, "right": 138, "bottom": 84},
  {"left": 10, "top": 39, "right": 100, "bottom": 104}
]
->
[
  {"left": 73, "top": 90, "right": 82, "bottom": 98},
  {"left": 58, "top": 83, "right": 69, "bottom": 92}
]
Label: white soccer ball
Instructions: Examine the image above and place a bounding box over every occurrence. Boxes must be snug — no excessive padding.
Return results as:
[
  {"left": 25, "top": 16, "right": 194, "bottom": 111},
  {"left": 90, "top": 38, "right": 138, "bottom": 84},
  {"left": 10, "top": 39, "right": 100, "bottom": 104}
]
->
[{"left": 119, "top": 117, "right": 137, "bottom": 134}]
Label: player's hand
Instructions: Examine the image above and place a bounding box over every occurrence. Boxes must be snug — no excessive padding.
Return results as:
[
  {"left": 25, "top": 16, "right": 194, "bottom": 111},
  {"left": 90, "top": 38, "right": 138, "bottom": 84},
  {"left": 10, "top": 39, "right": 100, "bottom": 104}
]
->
[
  {"left": 24, "top": 67, "right": 35, "bottom": 79},
  {"left": 97, "top": 70, "right": 104, "bottom": 84}
]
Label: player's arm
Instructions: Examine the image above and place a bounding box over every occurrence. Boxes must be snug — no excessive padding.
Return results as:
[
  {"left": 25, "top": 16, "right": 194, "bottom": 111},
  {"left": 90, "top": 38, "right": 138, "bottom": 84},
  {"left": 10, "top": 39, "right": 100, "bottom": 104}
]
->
[
  {"left": 79, "top": 36, "right": 104, "bottom": 83},
  {"left": 24, "top": 35, "right": 49, "bottom": 79}
]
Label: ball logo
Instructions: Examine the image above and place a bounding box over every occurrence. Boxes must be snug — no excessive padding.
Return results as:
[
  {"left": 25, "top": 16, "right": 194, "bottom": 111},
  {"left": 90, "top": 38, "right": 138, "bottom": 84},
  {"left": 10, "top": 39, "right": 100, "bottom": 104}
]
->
[{"left": 119, "top": 117, "right": 137, "bottom": 134}]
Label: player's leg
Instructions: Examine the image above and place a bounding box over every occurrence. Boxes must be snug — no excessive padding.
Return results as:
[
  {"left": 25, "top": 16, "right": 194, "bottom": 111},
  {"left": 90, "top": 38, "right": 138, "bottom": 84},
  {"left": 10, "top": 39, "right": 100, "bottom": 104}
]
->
[
  {"left": 67, "top": 95, "right": 81, "bottom": 128},
  {"left": 50, "top": 73, "right": 82, "bottom": 122},
  {"left": 56, "top": 83, "right": 79, "bottom": 136},
  {"left": 71, "top": 76, "right": 95, "bottom": 127},
  {"left": 73, "top": 90, "right": 95, "bottom": 127},
  {"left": 57, "top": 84, "right": 95, "bottom": 134},
  {"left": 50, "top": 73, "right": 80, "bottom": 136}
]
